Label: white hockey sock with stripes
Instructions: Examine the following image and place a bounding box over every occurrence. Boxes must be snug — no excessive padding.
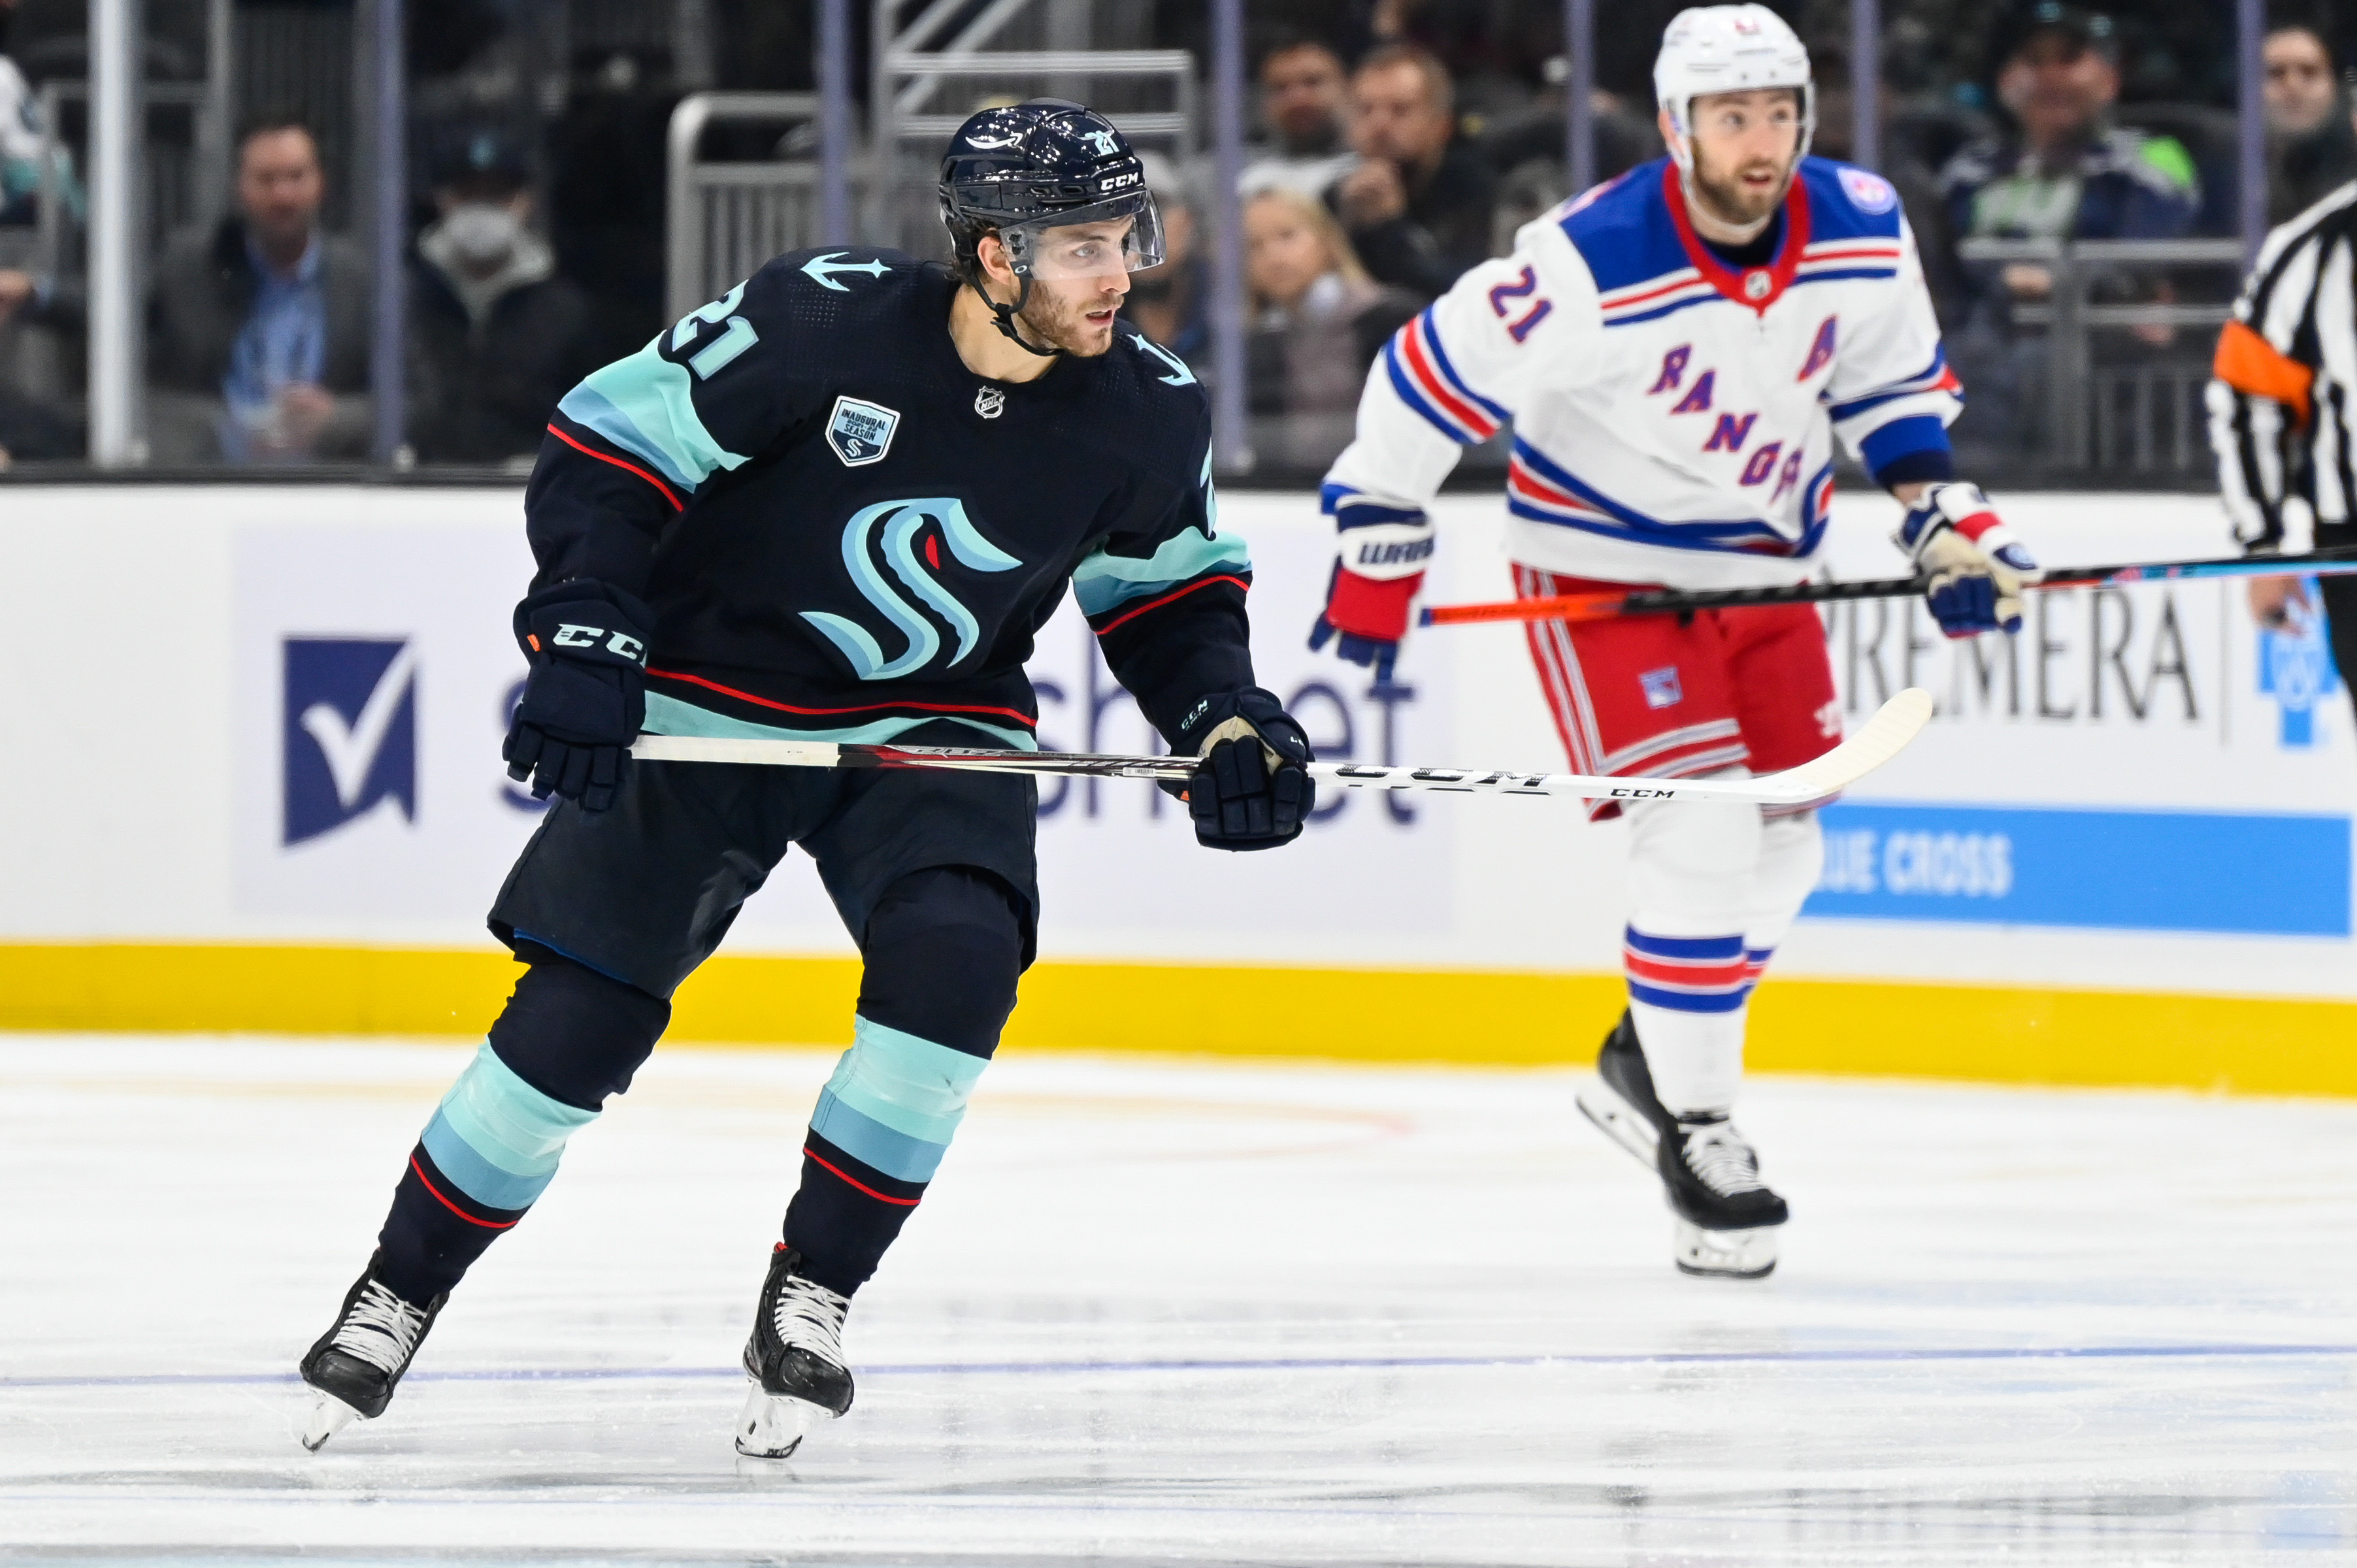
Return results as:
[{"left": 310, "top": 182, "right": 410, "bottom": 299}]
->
[{"left": 1622, "top": 791, "right": 1760, "bottom": 1118}]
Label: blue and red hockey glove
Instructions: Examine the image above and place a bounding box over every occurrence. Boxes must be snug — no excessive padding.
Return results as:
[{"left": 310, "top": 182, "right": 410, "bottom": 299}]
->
[
  {"left": 1308, "top": 495, "right": 1435, "bottom": 682},
  {"left": 1896, "top": 482, "right": 2041, "bottom": 638},
  {"left": 1159, "top": 687, "right": 1316, "bottom": 851},
  {"left": 504, "top": 581, "right": 653, "bottom": 813}
]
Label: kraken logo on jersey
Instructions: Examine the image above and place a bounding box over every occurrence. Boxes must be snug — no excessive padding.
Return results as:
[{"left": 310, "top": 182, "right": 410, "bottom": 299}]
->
[{"left": 802, "top": 498, "right": 1023, "bottom": 680}]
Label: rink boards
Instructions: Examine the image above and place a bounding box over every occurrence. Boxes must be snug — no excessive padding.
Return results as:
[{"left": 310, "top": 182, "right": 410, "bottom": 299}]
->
[{"left": 3, "top": 483, "right": 2351, "bottom": 1091}]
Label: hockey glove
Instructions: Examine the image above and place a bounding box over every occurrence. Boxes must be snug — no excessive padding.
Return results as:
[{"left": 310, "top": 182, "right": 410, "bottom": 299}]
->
[
  {"left": 1308, "top": 496, "right": 1434, "bottom": 682},
  {"left": 1895, "top": 482, "right": 2042, "bottom": 639},
  {"left": 504, "top": 581, "right": 653, "bottom": 813},
  {"left": 1159, "top": 687, "right": 1317, "bottom": 851}
]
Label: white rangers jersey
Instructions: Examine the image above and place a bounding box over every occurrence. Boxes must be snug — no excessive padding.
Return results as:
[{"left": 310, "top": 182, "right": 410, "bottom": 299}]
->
[{"left": 1324, "top": 157, "right": 1963, "bottom": 591}]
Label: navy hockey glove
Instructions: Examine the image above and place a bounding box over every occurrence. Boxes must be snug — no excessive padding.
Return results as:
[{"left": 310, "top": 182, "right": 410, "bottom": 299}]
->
[
  {"left": 504, "top": 582, "right": 653, "bottom": 813},
  {"left": 1159, "top": 687, "right": 1316, "bottom": 851},
  {"left": 1896, "top": 482, "right": 2042, "bottom": 638}
]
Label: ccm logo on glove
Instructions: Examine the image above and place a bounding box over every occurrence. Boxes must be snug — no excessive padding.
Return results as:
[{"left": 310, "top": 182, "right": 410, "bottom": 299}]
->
[{"left": 548, "top": 623, "right": 648, "bottom": 664}]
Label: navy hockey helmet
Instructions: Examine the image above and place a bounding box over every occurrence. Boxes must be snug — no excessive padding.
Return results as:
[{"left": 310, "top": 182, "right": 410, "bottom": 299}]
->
[{"left": 940, "top": 99, "right": 1163, "bottom": 281}]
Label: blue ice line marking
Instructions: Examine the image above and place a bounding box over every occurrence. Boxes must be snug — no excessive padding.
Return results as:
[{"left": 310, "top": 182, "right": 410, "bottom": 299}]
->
[{"left": 10, "top": 1341, "right": 2356, "bottom": 1390}]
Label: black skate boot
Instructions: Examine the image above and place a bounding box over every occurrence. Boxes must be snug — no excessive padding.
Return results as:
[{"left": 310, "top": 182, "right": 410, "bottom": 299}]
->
[
  {"left": 297, "top": 1251, "right": 444, "bottom": 1450},
  {"left": 1575, "top": 1009, "right": 1676, "bottom": 1162},
  {"left": 1577, "top": 1011, "right": 1789, "bottom": 1279},
  {"left": 736, "top": 1243, "right": 854, "bottom": 1458},
  {"left": 1660, "top": 1113, "right": 1789, "bottom": 1280}
]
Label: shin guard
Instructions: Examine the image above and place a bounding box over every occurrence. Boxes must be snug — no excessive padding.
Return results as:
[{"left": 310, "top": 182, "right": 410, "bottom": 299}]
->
[
  {"left": 783, "top": 866, "right": 1024, "bottom": 1296},
  {"left": 1621, "top": 792, "right": 1759, "bottom": 1118},
  {"left": 375, "top": 955, "right": 668, "bottom": 1305}
]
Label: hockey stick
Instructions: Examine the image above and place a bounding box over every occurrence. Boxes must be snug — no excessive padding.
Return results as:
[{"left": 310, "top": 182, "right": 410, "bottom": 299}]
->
[
  {"left": 631, "top": 687, "right": 1934, "bottom": 806},
  {"left": 1418, "top": 546, "right": 2357, "bottom": 629}
]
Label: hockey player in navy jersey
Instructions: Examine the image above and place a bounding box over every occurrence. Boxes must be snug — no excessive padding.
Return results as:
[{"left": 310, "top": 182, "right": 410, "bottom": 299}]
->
[
  {"left": 297, "top": 101, "right": 1314, "bottom": 1458},
  {"left": 1311, "top": 6, "right": 2040, "bottom": 1279}
]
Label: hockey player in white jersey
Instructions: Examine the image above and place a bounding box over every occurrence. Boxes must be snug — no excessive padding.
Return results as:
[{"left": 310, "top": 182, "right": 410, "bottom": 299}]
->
[{"left": 1310, "top": 5, "right": 2039, "bottom": 1277}]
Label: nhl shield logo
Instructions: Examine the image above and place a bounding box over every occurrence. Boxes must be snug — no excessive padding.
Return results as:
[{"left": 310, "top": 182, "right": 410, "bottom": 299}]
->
[{"left": 827, "top": 395, "right": 900, "bottom": 466}]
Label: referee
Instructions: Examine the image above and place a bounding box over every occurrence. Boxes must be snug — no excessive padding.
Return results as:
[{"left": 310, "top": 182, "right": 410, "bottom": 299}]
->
[{"left": 2208, "top": 171, "right": 2357, "bottom": 696}]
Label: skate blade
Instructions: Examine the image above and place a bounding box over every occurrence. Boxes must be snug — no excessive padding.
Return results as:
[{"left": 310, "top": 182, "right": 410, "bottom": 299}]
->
[
  {"left": 300, "top": 1390, "right": 364, "bottom": 1452},
  {"left": 1673, "top": 1217, "right": 1779, "bottom": 1280},
  {"left": 734, "top": 1380, "right": 832, "bottom": 1460},
  {"left": 1576, "top": 1079, "right": 1660, "bottom": 1171}
]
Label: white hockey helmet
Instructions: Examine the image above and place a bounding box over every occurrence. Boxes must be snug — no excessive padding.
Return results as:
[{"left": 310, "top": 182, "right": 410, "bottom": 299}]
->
[{"left": 1654, "top": 5, "right": 1815, "bottom": 172}]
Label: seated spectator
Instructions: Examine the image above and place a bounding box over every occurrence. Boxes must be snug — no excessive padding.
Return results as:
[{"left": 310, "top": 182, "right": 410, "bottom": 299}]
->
[
  {"left": 1240, "top": 37, "right": 1359, "bottom": 201},
  {"left": 1243, "top": 186, "right": 1417, "bottom": 468},
  {"left": 1938, "top": 4, "right": 2200, "bottom": 310},
  {"left": 408, "top": 129, "right": 594, "bottom": 467},
  {"left": 0, "top": 0, "right": 76, "bottom": 227},
  {"left": 1330, "top": 42, "right": 1496, "bottom": 302},
  {"left": 148, "top": 112, "right": 373, "bottom": 464},
  {"left": 2263, "top": 21, "right": 2356, "bottom": 223},
  {"left": 1121, "top": 155, "right": 1208, "bottom": 368}
]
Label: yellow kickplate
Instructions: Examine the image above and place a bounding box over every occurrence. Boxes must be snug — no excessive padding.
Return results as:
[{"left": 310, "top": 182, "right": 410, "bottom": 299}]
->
[{"left": 5, "top": 942, "right": 2351, "bottom": 1096}]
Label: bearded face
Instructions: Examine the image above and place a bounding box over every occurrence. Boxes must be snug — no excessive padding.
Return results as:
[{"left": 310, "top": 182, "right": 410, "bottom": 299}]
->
[
  {"left": 1679, "top": 88, "right": 1804, "bottom": 231},
  {"left": 1013, "top": 269, "right": 1129, "bottom": 357}
]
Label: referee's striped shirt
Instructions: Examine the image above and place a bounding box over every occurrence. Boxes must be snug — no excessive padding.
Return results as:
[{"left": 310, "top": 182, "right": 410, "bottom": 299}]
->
[{"left": 2208, "top": 181, "right": 2357, "bottom": 553}]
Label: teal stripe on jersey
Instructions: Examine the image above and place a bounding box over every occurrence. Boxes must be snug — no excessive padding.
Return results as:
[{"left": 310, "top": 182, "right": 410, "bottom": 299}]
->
[
  {"left": 557, "top": 342, "right": 748, "bottom": 493},
  {"left": 429, "top": 1041, "right": 600, "bottom": 1189},
  {"left": 819, "top": 1015, "right": 990, "bottom": 1147},
  {"left": 1070, "top": 527, "right": 1251, "bottom": 617},
  {"left": 642, "top": 690, "right": 1038, "bottom": 751},
  {"left": 419, "top": 1107, "right": 553, "bottom": 1209},
  {"left": 807, "top": 1088, "right": 949, "bottom": 1182}
]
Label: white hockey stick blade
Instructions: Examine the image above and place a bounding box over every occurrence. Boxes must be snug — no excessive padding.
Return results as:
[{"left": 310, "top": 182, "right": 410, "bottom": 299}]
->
[{"left": 630, "top": 687, "right": 1933, "bottom": 806}]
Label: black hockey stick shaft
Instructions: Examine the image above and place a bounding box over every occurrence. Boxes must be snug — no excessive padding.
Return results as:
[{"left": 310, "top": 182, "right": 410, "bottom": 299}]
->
[{"left": 1421, "top": 546, "right": 2357, "bottom": 628}]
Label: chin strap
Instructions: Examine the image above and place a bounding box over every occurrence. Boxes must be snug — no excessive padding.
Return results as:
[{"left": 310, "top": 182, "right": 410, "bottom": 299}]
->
[{"left": 969, "top": 273, "right": 1061, "bottom": 359}]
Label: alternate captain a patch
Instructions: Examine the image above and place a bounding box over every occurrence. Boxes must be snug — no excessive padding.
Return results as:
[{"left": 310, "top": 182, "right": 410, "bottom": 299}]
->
[{"left": 827, "top": 396, "right": 900, "bottom": 466}]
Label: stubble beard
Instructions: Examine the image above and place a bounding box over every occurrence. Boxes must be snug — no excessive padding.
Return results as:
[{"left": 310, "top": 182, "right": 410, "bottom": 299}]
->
[
  {"left": 1016, "top": 284, "right": 1119, "bottom": 357},
  {"left": 1690, "top": 150, "right": 1793, "bottom": 232}
]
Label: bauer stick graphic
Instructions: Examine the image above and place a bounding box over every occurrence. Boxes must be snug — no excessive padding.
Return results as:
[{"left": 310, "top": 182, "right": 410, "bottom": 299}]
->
[
  {"left": 1419, "top": 546, "right": 2357, "bottom": 629},
  {"left": 632, "top": 688, "right": 1934, "bottom": 807}
]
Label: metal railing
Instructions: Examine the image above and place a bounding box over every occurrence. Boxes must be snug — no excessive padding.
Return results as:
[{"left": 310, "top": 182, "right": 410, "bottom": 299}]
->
[
  {"left": 664, "top": 91, "right": 829, "bottom": 319},
  {"left": 868, "top": 39, "right": 1196, "bottom": 255},
  {"left": 1955, "top": 238, "right": 2243, "bottom": 475}
]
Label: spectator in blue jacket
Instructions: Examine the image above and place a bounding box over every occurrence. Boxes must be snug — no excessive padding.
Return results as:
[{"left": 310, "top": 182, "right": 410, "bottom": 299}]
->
[{"left": 1937, "top": 3, "right": 2200, "bottom": 314}]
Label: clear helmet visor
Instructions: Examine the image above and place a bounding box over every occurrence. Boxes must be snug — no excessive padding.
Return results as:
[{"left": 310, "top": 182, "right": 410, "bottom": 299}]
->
[{"left": 999, "top": 193, "right": 1165, "bottom": 280}]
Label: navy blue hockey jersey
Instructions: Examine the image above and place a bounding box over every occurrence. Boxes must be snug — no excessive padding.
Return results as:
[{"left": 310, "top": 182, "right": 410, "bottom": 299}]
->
[{"left": 526, "top": 248, "right": 1254, "bottom": 750}]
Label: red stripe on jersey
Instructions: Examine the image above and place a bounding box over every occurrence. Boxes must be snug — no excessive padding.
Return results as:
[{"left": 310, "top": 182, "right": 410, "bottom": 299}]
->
[
  {"left": 544, "top": 423, "right": 684, "bottom": 512},
  {"left": 1400, "top": 318, "right": 1498, "bottom": 438},
  {"left": 647, "top": 667, "right": 1038, "bottom": 727}
]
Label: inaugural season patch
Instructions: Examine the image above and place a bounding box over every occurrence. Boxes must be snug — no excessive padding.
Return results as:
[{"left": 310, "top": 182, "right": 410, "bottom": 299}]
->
[{"left": 827, "top": 396, "right": 900, "bottom": 466}]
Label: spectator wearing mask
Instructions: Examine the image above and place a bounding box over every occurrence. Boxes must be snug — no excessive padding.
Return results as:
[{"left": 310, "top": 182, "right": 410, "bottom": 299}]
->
[
  {"left": 408, "top": 129, "right": 594, "bottom": 466},
  {"left": 1938, "top": 3, "right": 2200, "bottom": 314},
  {"left": 147, "top": 113, "right": 373, "bottom": 463},
  {"left": 1242, "top": 186, "right": 1417, "bottom": 468},
  {"left": 1121, "top": 156, "right": 1208, "bottom": 369},
  {"left": 1241, "top": 37, "right": 1359, "bottom": 201},
  {"left": 2263, "top": 22, "right": 2356, "bottom": 224},
  {"left": 1330, "top": 42, "right": 1496, "bottom": 302}
]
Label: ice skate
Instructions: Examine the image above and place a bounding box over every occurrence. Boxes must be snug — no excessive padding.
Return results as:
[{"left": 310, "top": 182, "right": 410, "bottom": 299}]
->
[
  {"left": 297, "top": 1252, "right": 444, "bottom": 1450},
  {"left": 1660, "top": 1115, "right": 1788, "bottom": 1279},
  {"left": 1580, "top": 1012, "right": 1788, "bottom": 1279},
  {"left": 1575, "top": 1010, "right": 1676, "bottom": 1164},
  {"left": 736, "top": 1243, "right": 854, "bottom": 1459}
]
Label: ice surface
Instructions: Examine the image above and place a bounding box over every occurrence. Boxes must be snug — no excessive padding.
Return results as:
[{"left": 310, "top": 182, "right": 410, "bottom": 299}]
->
[{"left": 3, "top": 1033, "right": 2354, "bottom": 1565}]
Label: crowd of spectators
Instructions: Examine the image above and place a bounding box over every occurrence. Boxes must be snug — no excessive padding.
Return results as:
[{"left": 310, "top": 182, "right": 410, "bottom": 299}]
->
[
  {"left": 0, "top": 108, "right": 599, "bottom": 468},
  {"left": 0, "top": 0, "right": 2348, "bottom": 476},
  {"left": 1116, "top": 0, "right": 2356, "bottom": 474}
]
